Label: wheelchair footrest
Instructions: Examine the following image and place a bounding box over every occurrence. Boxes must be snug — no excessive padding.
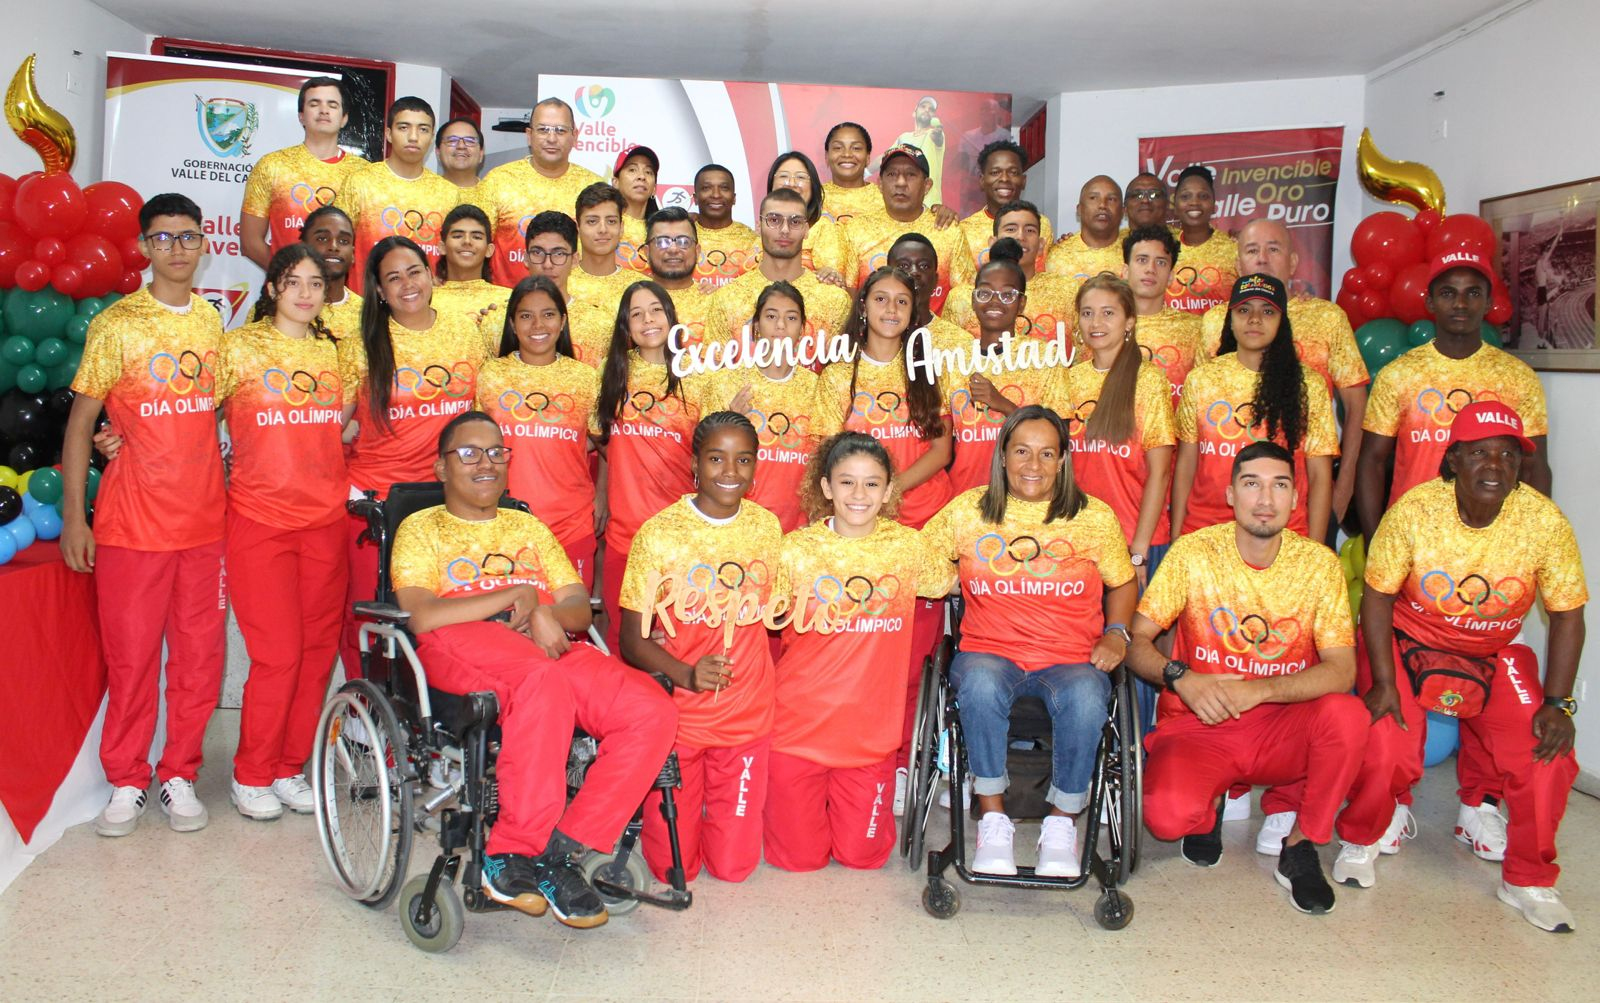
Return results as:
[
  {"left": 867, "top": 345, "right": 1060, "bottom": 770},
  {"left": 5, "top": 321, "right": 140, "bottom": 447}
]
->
[{"left": 590, "top": 877, "right": 693, "bottom": 912}]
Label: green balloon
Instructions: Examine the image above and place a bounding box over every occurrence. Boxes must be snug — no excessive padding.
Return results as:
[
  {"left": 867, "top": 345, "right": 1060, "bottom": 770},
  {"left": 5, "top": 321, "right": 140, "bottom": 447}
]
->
[
  {"left": 0, "top": 360, "right": 15, "bottom": 394},
  {"left": 48, "top": 362, "right": 77, "bottom": 390},
  {"left": 27, "top": 467, "right": 63, "bottom": 506},
  {"left": 16, "top": 363, "right": 47, "bottom": 394},
  {"left": 1355, "top": 318, "right": 1408, "bottom": 376},
  {"left": 101, "top": 292, "right": 122, "bottom": 306},
  {"left": 1480, "top": 322, "right": 1504, "bottom": 348},
  {"left": 0, "top": 335, "right": 33, "bottom": 366},
  {"left": 2, "top": 288, "right": 74, "bottom": 343},
  {"left": 1406, "top": 320, "right": 1436, "bottom": 347},
  {"left": 33, "top": 337, "right": 68, "bottom": 367},
  {"left": 66, "top": 316, "right": 92, "bottom": 344},
  {"left": 75, "top": 297, "right": 107, "bottom": 319}
]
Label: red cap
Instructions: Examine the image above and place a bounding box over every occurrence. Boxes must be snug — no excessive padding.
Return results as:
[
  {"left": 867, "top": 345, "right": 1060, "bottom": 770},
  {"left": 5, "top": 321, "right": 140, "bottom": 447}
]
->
[
  {"left": 1426, "top": 249, "right": 1494, "bottom": 288},
  {"left": 613, "top": 144, "right": 659, "bottom": 176},
  {"left": 1448, "top": 401, "right": 1535, "bottom": 453}
]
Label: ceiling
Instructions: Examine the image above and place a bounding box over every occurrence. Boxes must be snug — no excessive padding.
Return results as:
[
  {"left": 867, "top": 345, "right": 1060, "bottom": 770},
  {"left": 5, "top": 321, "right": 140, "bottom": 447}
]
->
[{"left": 96, "top": 0, "right": 1512, "bottom": 108}]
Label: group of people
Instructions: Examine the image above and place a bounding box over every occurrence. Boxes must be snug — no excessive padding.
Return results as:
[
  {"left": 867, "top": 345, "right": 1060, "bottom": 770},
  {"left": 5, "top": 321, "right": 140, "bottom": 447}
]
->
[{"left": 59, "top": 78, "right": 1585, "bottom": 933}]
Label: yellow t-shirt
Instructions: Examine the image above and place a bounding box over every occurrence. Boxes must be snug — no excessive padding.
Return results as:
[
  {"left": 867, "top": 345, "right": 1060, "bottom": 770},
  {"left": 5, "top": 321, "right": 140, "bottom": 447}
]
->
[
  {"left": 702, "top": 364, "right": 821, "bottom": 532},
  {"left": 957, "top": 208, "right": 1054, "bottom": 273},
  {"left": 663, "top": 283, "right": 718, "bottom": 349},
  {"left": 391, "top": 504, "right": 579, "bottom": 602},
  {"left": 1169, "top": 230, "right": 1239, "bottom": 315},
  {"left": 1064, "top": 359, "right": 1176, "bottom": 545},
  {"left": 694, "top": 220, "right": 760, "bottom": 290},
  {"left": 1044, "top": 231, "right": 1126, "bottom": 283},
  {"left": 618, "top": 214, "right": 651, "bottom": 274},
  {"left": 941, "top": 270, "right": 1081, "bottom": 345},
  {"left": 1201, "top": 296, "right": 1369, "bottom": 392},
  {"left": 843, "top": 208, "right": 977, "bottom": 314},
  {"left": 703, "top": 268, "right": 854, "bottom": 350},
  {"left": 800, "top": 217, "right": 853, "bottom": 279},
  {"left": 477, "top": 158, "right": 604, "bottom": 286},
  {"left": 453, "top": 181, "right": 490, "bottom": 215},
  {"left": 822, "top": 182, "right": 885, "bottom": 225},
  {"left": 1135, "top": 307, "right": 1203, "bottom": 407},
  {"left": 240, "top": 144, "right": 368, "bottom": 254},
  {"left": 431, "top": 278, "right": 510, "bottom": 355},
  {"left": 567, "top": 299, "right": 615, "bottom": 369},
  {"left": 1366, "top": 479, "right": 1586, "bottom": 657},
  {"left": 332, "top": 162, "right": 462, "bottom": 293},
  {"left": 321, "top": 289, "right": 364, "bottom": 344},
  {"left": 1138, "top": 522, "right": 1353, "bottom": 721},
  {"left": 567, "top": 266, "right": 638, "bottom": 315}
]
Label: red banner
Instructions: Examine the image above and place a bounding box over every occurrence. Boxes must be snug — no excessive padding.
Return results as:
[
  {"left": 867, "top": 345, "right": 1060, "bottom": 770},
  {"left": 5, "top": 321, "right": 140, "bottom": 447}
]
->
[{"left": 1138, "top": 126, "right": 1344, "bottom": 300}]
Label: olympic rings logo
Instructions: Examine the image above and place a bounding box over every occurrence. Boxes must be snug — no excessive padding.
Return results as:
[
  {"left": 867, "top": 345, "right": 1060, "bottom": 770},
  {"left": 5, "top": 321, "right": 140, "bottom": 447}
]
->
[
  {"left": 1418, "top": 569, "right": 1528, "bottom": 620},
  {"left": 698, "top": 248, "right": 753, "bottom": 278},
  {"left": 445, "top": 547, "right": 551, "bottom": 587},
  {"left": 1167, "top": 265, "right": 1228, "bottom": 297},
  {"left": 1139, "top": 344, "right": 1180, "bottom": 368},
  {"left": 950, "top": 385, "right": 1025, "bottom": 425},
  {"left": 1061, "top": 399, "right": 1097, "bottom": 436},
  {"left": 148, "top": 350, "right": 218, "bottom": 396},
  {"left": 1208, "top": 607, "right": 1301, "bottom": 661},
  {"left": 1415, "top": 387, "right": 1501, "bottom": 427},
  {"left": 518, "top": 214, "right": 536, "bottom": 237},
  {"left": 289, "top": 183, "right": 337, "bottom": 211},
  {"left": 850, "top": 390, "right": 908, "bottom": 426},
  {"left": 812, "top": 572, "right": 901, "bottom": 618},
  {"left": 1027, "top": 312, "right": 1061, "bottom": 340},
  {"left": 684, "top": 559, "right": 771, "bottom": 601},
  {"left": 623, "top": 389, "right": 686, "bottom": 425},
  {"left": 973, "top": 533, "right": 1076, "bottom": 579},
  {"left": 749, "top": 408, "right": 811, "bottom": 449},
  {"left": 394, "top": 361, "right": 474, "bottom": 401},
  {"left": 381, "top": 206, "right": 446, "bottom": 244},
  {"left": 498, "top": 388, "right": 574, "bottom": 424},
  {"left": 263, "top": 367, "right": 340, "bottom": 407},
  {"left": 1204, "top": 399, "right": 1267, "bottom": 443}
]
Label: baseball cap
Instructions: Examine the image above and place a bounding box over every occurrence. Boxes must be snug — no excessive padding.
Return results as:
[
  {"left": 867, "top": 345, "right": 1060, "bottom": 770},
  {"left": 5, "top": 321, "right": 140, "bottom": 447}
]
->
[
  {"left": 879, "top": 143, "right": 930, "bottom": 176},
  {"left": 1448, "top": 401, "right": 1535, "bottom": 454},
  {"left": 1427, "top": 249, "right": 1494, "bottom": 288},
  {"left": 613, "top": 144, "right": 659, "bottom": 177},
  {"left": 1229, "top": 273, "right": 1288, "bottom": 312}
]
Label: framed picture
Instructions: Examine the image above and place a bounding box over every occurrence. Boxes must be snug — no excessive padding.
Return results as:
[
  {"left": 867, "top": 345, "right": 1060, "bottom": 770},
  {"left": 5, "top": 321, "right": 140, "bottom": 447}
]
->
[{"left": 1480, "top": 177, "right": 1600, "bottom": 371}]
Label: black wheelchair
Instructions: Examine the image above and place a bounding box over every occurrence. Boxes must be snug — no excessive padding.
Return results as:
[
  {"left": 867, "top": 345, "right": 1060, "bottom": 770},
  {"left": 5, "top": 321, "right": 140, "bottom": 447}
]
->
[
  {"left": 310, "top": 482, "right": 690, "bottom": 953},
  {"left": 900, "top": 604, "right": 1142, "bottom": 930}
]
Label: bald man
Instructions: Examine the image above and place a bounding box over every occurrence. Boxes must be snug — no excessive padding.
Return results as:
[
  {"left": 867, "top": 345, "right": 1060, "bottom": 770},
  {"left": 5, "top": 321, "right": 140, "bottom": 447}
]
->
[{"left": 1045, "top": 175, "right": 1126, "bottom": 281}]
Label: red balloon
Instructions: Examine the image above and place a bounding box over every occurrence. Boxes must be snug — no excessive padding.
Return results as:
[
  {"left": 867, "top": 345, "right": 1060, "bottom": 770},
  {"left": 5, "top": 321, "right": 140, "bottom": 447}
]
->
[
  {"left": 81, "top": 181, "right": 144, "bottom": 241},
  {"left": 118, "top": 235, "right": 149, "bottom": 271},
  {"left": 51, "top": 262, "right": 85, "bottom": 296},
  {"left": 65, "top": 233, "right": 122, "bottom": 298},
  {"left": 15, "top": 259, "right": 50, "bottom": 291},
  {"left": 12, "top": 173, "right": 88, "bottom": 239},
  {"left": 1359, "top": 288, "right": 1389, "bottom": 320},
  {"left": 33, "top": 236, "right": 66, "bottom": 265},
  {"left": 1362, "top": 261, "right": 1395, "bottom": 290},
  {"left": 1391, "top": 262, "right": 1432, "bottom": 325},
  {"left": 1413, "top": 208, "right": 1442, "bottom": 234},
  {"left": 0, "top": 173, "right": 15, "bottom": 223},
  {"left": 115, "top": 268, "right": 144, "bottom": 294},
  {"left": 1341, "top": 267, "right": 1367, "bottom": 292},
  {"left": 0, "top": 219, "right": 34, "bottom": 285},
  {"left": 1426, "top": 213, "right": 1496, "bottom": 259},
  {"left": 1351, "top": 211, "right": 1426, "bottom": 270},
  {"left": 1487, "top": 289, "right": 1512, "bottom": 326},
  {"left": 1336, "top": 287, "right": 1367, "bottom": 329}
]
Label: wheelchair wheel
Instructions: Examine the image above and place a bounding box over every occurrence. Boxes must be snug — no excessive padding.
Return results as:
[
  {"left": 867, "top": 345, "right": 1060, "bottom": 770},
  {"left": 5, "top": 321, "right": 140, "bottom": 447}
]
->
[
  {"left": 1100, "top": 672, "right": 1143, "bottom": 886},
  {"left": 399, "top": 874, "right": 464, "bottom": 953},
  {"left": 312, "top": 679, "right": 415, "bottom": 909},
  {"left": 1093, "top": 888, "right": 1134, "bottom": 931},
  {"left": 580, "top": 847, "right": 651, "bottom": 917},
  {"left": 922, "top": 877, "right": 960, "bottom": 919},
  {"left": 900, "top": 646, "right": 944, "bottom": 869},
  {"left": 1115, "top": 671, "right": 1143, "bottom": 878}
]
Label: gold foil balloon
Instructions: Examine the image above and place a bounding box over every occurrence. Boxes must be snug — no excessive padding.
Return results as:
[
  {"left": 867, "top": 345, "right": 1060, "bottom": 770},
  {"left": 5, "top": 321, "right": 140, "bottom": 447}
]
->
[
  {"left": 5, "top": 54, "right": 77, "bottom": 176},
  {"left": 1356, "top": 128, "right": 1445, "bottom": 216}
]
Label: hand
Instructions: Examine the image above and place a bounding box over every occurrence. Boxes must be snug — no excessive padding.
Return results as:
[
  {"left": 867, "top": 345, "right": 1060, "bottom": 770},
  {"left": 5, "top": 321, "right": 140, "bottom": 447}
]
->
[
  {"left": 689, "top": 653, "right": 733, "bottom": 694},
  {"left": 526, "top": 605, "right": 572, "bottom": 659},
  {"left": 476, "top": 304, "right": 502, "bottom": 325},
  {"left": 594, "top": 499, "right": 610, "bottom": 537},
  {"left": 92, "top": 424, "right": 123, "bottom": 461},
  {"left": 60, "top": 519, "right": 95, "bottom": 573},
  {"left": 220, "top": 439, "right": 234, "bottom": 477},
  {"left": 816, "top": 267, "right": 847, "bottom": 289},
  {"left": 931, "top": 204, "right": 958, "bottom": 230},
  {"left": 1214, "top": 677, "right": 1267, "bottom": 717},
  {"left": 1172, "top": 672, "right": 1247, "bottom": 726},
  {"left": 1531, "top": 705, "right": 1576, "bottom": 763},
  {"left": 969, "top": 373, "right": 1011, "bottom": 414},
  {"left": 1090, "top": 632, "right": 1125, "bottom": 672},
  {"left": 728, "top": 384, "right": 755, "bottom": 415},
  {"left": 1135, "top": 562, "right": 1149, "bottom": 591},
  {"left": 1363, "top": 682, "right": 1408, "bottom": 730},
  {"left": 504, "top": 585, "right": 541, "bottom": 635}
]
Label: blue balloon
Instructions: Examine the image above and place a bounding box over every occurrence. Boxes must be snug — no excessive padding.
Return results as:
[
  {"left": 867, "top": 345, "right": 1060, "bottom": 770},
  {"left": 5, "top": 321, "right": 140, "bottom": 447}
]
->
[
  {"left": 4, "top": 513, "right": 36, "bottom": 550},
  {"left": 0, "top": 529, "right": 14, "bottom": 564},
  {"left": 27, "top": 503, "right": 61, "bottom": 540},
  {"left": 20, "top": 491, "right": 43, "bottom": 513},
  {"left": 1423, "top": 711, "right": 1461, "bottom": 767}
]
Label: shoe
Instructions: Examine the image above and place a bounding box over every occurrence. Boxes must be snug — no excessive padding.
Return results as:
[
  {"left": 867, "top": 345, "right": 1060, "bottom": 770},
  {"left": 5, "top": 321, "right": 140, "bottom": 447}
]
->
[
  {"left": 271, "top": 774, "right": 315, "bottom": 814},
  {"left": 973, "top": 812, "right": 1018, "bottom": 875},
  {"left": 893, "top": 767, "right": 908, "bottom": 815},
  {"left": 937, "top": 777, "right": 972, "bottom": 811},
  {"left": 480, "top": 853, "right": 549, "bottom": 917},
  {"left": 1456, "top": 802, "right": 1507, "bottom": 861},
  {"left": 1378, "top": 803, "right": 1417, "bottom": 855},
  {"left": 95, "top": 786, "right": 147, "bottom": 837},
  {"left": 1035, "top": 815, "right": 1081, "bottom": 878},
  {"left": 1223, "top": 791, "right": 1252, "bottom": 822},
  {"left": 1255, "top": 811, "right": 1298, "bottom": 856},
  {"left": 1181, "top": 800, "right": 1224, "bottom": 867},
  {"left": 535, "top": 856, "right": 609, "bottom": 928},
  {"left": 1497, "top": 881, "right": 1576, "bottom": 933},
  {"left": 1332, "top": 841, "right": 1379, "bottom": 889},
  {"left": 1275, "top": 839, "right": 1336, "bottom": 914},
  {"left": 230, "top": 780, "right": 284, "bottom": 821},
  {"left": 159, "top": 778, "right": 209, "bottom": 832}
]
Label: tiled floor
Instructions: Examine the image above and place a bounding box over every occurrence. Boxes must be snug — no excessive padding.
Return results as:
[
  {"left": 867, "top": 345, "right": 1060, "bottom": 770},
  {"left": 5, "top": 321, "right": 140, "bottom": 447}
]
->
[{"left": 0, "top": 710, "right": 1592, "bottom": 1002}]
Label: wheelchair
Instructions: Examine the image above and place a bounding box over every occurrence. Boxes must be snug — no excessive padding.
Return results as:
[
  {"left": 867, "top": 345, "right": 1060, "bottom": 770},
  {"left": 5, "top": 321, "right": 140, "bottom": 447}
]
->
[
  {"left": 899, "top": 603, "right": 1142, "bottom": 930},
  {"left": 310, "top": 482, "right": 691, "bottom": 953}
]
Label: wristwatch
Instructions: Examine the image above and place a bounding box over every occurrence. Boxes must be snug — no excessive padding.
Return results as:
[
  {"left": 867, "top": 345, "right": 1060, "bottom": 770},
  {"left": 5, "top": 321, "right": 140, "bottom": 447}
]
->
[
  {"left": 1129, "top": 551, "right": 1146, "bottom": 567},
  {"left": 1162, "top": 659, "right": 1189, "bottom": 692},
  {"left": 1544, "top": 695, "right": 1577, "bottom": 717},
  {"left": 1104, "top": 622, "right": 1132, "bottom": 645}
]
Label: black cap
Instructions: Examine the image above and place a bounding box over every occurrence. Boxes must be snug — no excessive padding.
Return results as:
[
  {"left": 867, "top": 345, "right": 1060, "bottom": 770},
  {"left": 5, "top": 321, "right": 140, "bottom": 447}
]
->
[{"left": 1229, "top": 273, "right": 1288, "bottom": 312}]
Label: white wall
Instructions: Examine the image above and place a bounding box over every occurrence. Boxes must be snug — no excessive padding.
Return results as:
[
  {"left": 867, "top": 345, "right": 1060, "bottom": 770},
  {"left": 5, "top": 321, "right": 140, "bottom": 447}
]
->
[
  {"left": 1364, "top": 0, "right": 1600, "bottom": 788},
  {"left": 0, "top": 0, "right": 148, "bottom": 185}
]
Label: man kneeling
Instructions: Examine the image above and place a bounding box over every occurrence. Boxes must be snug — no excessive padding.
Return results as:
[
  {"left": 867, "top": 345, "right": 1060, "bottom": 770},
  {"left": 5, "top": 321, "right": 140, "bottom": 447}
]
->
[
  {"left": 1128, "top": 441, "right": 1395, "bottom": 914},
  {"left": 392, "top": 411, "right": 678, "bottom": 928}
]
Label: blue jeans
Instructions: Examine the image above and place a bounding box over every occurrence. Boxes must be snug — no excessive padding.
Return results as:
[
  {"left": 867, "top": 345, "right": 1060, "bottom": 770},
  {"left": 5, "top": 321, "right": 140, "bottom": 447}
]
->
[{"left": 949, "top": 651, "right": 1110, "bottom": 814}]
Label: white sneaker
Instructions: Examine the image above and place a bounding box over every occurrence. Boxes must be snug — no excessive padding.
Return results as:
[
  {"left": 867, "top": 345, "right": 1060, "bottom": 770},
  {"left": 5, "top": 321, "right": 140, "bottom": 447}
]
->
[
  {"left": 230, "top": 780, "right": 284, "bottom": 821},
  {"left": 1035, "top": 815, "right": 1081, "bottom": 878},
  {"left": 1223, "top": 791, "right": 1252, "bottom": 822},
  {"left": 1378, "top": 803, "right": 1417, "bottom": 855},
  {"left": 1255, "top": 811, "right": 1297, "bottom": 855},
  {"left": 1498, "top": 881, "right": 1575, "bottom": 933},
  {"left": 1332, "top": 841, "right": 1379, "bottom": 888},
  {"left": 159, "top": 778, "right": 209, "bottom": 832},
  {"left": 1456, "top": 802, "right": 1507, "bottom": 861},
  {"left": 271, "top": 774, "right": 315, "bottom": 814},
  {"left": 973, "top": 812, "right": 1017, "bottom": 875},
  {"left": 937, "top": 777, "right": 972, "bottom": 811},
  {"left": 94, "top": 786, "right": 147, "bottom": 837},
  {"left": 892, "top": 766, "right": 908, "bottom": 815}
]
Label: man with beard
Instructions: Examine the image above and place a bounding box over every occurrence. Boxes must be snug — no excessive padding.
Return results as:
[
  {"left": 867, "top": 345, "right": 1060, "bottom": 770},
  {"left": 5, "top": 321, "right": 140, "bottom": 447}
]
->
[{"left": 894, "top": 96, "right": 946, "bottom": 208}]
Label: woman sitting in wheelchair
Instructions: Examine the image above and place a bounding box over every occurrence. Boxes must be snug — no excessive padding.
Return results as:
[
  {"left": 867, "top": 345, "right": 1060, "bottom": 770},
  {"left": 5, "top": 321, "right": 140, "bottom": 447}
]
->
[
  {"left": 391, "top": 411, "right": 678, "bottom": 928},
  {"left": 921, "top": 405, "right": 1137, "bottom": 877}
]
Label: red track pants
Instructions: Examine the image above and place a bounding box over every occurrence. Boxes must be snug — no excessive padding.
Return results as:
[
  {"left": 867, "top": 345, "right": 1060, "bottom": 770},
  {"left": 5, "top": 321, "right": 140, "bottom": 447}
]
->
[
  {"left": 642, "top": 734, "right": 770, "bottom": 883},
  {"left": 764, "top": 751, "right": 897, "bottom": 871}
]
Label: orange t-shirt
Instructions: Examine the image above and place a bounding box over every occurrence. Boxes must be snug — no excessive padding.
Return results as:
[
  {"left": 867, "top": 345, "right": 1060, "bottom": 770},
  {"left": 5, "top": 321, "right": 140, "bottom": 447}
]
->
[
  {"left": 240, "top": 144, "right": 368, "bottom": 255},
  {"left": 216, "top": 320, "right": 346, "bottom": 530},
  {"left": 338, "top": 312, "right": 486, "bottom": 496},
  {"left": 945, "top": 348, "right": 1067, "bottom": 494},
  {"left": 1200, "top": 296, "right": 1369, "bottom": 394},
  {"left": 391, "top": 504, "right": 578, "bottom": 602},
  {"left": 476, "top": 353, "right": 599, "bottom": 548},
  {"left": 774, "top": 518, "right": 954, "bottom": 766},
  {"left": 957, "top": 208, "right": 1054, "bottom": 273},
  {"left": 567, "top": 266, "right": 637, "bottom": 315},
  {"left": 922, "top": 488, "right": 1134, "bottom": 671},
  {"left": 620, "top": 497, "right": 786, "bottom": 749},
  {"left": 589, "top": 353, "right": 705, "bottom": 554},
  {"left": 477, "top": 158, "right": 604, "bottom": 286},
  {"left": 702, "top": 364, "right": 820, "bottom": 531},
  {"left": 703, "top": 267, "right": 854, "bottom": 354},
  {"left": 694, "top": 221, "right": 760, "bottom": 290},
  {"left": 71, "top": 288, "right": 225, "bottom": 551},
  {"left": 1044, "top": 231, "right": 1125, "bottom": 283},
  {"left": 941, "top": 271, "right": 1081, "bottom": 346},
  {"left": 1064, "top": 359, "right": 1176, "bottom": 546},
  {"left": 332, "top": 162, "right": 462, "bottom": 293},
  {"left": 1137, "top": 521, "right": 1354, "bottom": 722},
  {"left": 1168, "top": 230, "right": 1238, "bottom": 315},
  {"left": 663, "top": 284, "right": 718, "bottom": 350},
  {"left": 844, "top": 208, "right": 976, "bottom": 314},
  {"left": 431, "top": 279, "right": 510, "bottom": 355},
  {"left": 820, "top": 183, "right": 883, "bottom": 226},
  {"left": 1135, "top": 307, "right": 1203, "bottom": 408}
]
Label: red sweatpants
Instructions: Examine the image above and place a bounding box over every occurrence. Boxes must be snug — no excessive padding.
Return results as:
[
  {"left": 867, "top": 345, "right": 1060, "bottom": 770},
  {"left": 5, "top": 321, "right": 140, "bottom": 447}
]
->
[
  {"left": 764, "top": 751, "right": 896, "bottom": 871},
  {"left": 898, "top": 598, "right": 944, "bottom": 768},
  {"left": 600, "top": 544, "right": 628, "bottom": 655},
  {"left": 1143, "top": 694, "right": 1369, "bottom": 845},
  {"left": 1352, "top": 640, "right": 1577, "bottom": 885},
  {"left": 338, "top": 511, "right": 379, "bottom": 680},
  {"left": 96, "top": 541, "right": 227, "bottom": 788},
  {"left": 560, "top": 530, "right": 596, "bottom": 594},
  {"left": 228, "top": 512, "right": 348, "bottom": 786},
  {"left": 642, "top": 734, "right": 770, "bottom": 883},
  {"left": 417, "top": 621, "right": 678, "bottom": 857}
]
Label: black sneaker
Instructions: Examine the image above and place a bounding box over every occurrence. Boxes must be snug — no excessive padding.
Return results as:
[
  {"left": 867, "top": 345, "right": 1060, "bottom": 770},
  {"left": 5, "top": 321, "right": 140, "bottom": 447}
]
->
[
  {"left": 1181, "top": 799, "right": 1225, "bottom": 867},
  {"left": 536, "top": 855, "right": 609, "bottom": 929},
  {"left": 481, "top": 853, "right": 549, "bottom": 916},
  {"left": 1276, "top": 839, "right": 1336, "bottom": 914}
]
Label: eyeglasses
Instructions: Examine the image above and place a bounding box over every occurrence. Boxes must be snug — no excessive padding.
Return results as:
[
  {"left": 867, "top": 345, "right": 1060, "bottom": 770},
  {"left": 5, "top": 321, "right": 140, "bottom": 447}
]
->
[
  {"left": 525, "top": 247, "right": 572, "bottom": 263},
  {"left": 532, "top": 124, "right": 570, "bottom": 137},
  {"left": 649, "top": 235, "right": 695, "bottom": 250},
  {"left": 446, "top": 445, "right": 513, "bottom": 465},
  {"left": 761, "top": 213, "right": 807, "bottom": 231},
  {"left": 441, "top": 136, "right": 480, "bottom": 149},
  {"left": 144, "top": 231, "right": 204, "bottom": 251},
  {"left": 1127, "top": 189, "right": 1166, "bottom": 202},
  {"left": 973, "top": 287, "right": 1022, "bottom": 305}
]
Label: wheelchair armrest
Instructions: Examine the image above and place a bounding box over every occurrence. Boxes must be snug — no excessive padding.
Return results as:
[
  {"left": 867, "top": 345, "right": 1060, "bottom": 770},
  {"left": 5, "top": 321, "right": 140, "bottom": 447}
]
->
[
  {"left": 354, "top": 601, "right": 411, "bottom": 625},
  {"left": 649, "top": 671, "right": 674, "bottom": 695},
  {"left": 347, "top": 490, "right": 384, "bottom": 543}
]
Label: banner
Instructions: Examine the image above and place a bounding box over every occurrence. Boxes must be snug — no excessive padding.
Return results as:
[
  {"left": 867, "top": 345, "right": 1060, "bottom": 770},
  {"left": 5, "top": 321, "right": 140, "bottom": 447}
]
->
[
  {"left": 105, "top": 53, "right": 333, "bottom": 327},
  {"left": 538, "top": 75, "right": 1012, "bottom": 224},
  {"left": 1138, "top": 126, "right": 1344, "bottom": 301}
]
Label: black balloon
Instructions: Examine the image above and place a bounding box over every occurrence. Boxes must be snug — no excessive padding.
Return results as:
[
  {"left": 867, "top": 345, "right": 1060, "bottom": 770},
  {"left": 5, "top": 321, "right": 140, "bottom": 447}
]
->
[
  {"left": 48, "top": 388, "right": 76, "bottom": 421},
  {"left": 7, "top": 442, "right": 40, "bottom": 470},
  {"left": 0, "top": 391, "right": 50, "bottom": 443},
  {"left": 0, "top": 486, "right": 19, "bottom": 523}
]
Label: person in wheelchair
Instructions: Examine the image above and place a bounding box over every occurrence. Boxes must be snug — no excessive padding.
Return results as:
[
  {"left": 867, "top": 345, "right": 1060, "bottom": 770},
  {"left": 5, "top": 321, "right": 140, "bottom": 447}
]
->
[
  {"left": 391, "top": 410, "right": 678, "bottom": 928},
  {"left": 1126, "top": 441, "right": 1397, "bottom": 916},
  {"left": 920, "top": 405, "right": 1137, "bottom": 878}
]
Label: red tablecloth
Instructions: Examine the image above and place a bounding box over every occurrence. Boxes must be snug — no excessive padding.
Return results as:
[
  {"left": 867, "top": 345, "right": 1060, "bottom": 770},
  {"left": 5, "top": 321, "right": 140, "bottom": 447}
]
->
[{"left": 0, "top": 541, "right": 106, "bottom": 842}]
